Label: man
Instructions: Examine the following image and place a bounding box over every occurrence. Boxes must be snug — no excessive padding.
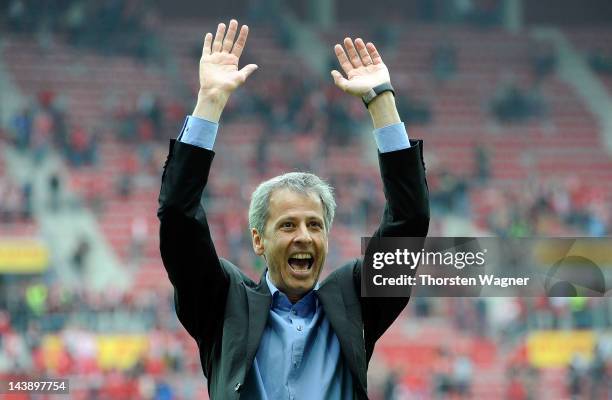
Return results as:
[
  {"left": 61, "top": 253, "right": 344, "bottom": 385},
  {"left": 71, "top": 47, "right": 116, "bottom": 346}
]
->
[{"left": 158, "top": 19, "right": 429, "bottom": 400}]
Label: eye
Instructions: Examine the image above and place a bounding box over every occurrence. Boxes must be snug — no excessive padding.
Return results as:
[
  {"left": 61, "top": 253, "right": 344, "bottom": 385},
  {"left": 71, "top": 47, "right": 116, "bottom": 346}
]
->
[
  {"left": 309, "top": 221, "right": 323, "bottom": 229},
  {"left": 280, "top": 221, "right": 294, "bottom": 229}
]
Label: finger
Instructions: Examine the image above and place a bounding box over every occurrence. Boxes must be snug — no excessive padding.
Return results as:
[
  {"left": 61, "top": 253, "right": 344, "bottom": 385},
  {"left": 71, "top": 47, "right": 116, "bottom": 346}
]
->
[
  {"left": 202, "top": 33, "right": 212, "bottom": 56},
  {"left": 331, "top": 70, "right": 348, "bottom": 91},
  {"left": 239, "top": 64, "right": 259, "bottom": 82},
  {"left": 355, "top": 38, "right": 373, "bottom": 66},
  {"left": 212, "top": 23, "right": 226, "bottom": 53},
  {"left": 366, "top": 42, "right": 383, "bottom": 65},
  {"left": 344, "top": 37, "right": 362, "bottom": 68},
  {"left": 334, "top": 44, "right": 353, "bottom": 75},
  {"left": 231, "top": 25, "right": 249, "bottom": 58},
  {"left": 222, "top": 19, "right": 238, "bottom": 53}
]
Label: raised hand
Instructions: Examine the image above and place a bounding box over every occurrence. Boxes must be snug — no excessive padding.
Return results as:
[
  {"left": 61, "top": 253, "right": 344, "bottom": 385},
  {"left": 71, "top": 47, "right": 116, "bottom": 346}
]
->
[
  {"left": 331, "top": 38, "right": 390, "bottom": 97},
  {"left": 198, "top": 19, "right": 258, "bottom": 100},
  {"left": 194, "top": 19, "right": 257, "bottom": 122}
]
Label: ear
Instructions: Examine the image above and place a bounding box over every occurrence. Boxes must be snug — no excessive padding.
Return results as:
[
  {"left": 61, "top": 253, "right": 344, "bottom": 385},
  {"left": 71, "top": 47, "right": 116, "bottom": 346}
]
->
[{"left": 251, "top": 228, "right": 265, "bottom": 256}]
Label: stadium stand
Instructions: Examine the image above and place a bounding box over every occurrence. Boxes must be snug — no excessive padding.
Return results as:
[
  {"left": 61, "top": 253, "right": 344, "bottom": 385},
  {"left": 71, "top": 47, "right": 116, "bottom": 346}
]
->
[
  {"left": 1, "top": 4, "right": 611, "bottom": 398},
  {"left": 567, "top": 27, "right": 612, "bottom": 93}
]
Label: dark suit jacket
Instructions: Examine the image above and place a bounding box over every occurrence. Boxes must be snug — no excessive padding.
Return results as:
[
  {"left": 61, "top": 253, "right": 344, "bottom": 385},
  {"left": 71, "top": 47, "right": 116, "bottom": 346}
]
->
[{"left": 158, "top": 139, "right": 429, "bottom": 399}]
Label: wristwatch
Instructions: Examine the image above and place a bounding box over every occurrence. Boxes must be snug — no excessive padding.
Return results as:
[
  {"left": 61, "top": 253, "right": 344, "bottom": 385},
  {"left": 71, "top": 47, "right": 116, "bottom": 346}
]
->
[{"left": 362, "top": 82, "right": 395, "bottom": 108}]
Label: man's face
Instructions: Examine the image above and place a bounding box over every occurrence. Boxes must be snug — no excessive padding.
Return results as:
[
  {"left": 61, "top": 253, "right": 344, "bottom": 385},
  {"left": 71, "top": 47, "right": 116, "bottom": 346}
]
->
[{"left": 252, "top": 188, "right": 328, "bottom": 302}]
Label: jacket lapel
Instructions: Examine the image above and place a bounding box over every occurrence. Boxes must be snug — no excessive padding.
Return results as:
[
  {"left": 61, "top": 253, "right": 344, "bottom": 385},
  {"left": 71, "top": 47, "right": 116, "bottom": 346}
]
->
[
  {"left": 244, "top": 271, "right": 272, "bottom": 371},
  {"left": 316, "top": 278, "right": 367, "bottom": 391}
]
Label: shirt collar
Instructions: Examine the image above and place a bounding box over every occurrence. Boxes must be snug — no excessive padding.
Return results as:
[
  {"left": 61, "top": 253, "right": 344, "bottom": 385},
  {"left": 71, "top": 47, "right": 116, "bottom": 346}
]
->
[{"left": 265, "top": 271, "right": 320, "bottom": 314}]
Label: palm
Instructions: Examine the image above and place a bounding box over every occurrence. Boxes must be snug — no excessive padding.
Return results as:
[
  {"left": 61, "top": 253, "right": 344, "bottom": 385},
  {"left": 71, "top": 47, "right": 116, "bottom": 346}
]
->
[
  {"left": 200, "top": 52, "right": 242, "bottom": 91},
  {"left": 331, "top": 38, "right": 391, "bottom": 97}
]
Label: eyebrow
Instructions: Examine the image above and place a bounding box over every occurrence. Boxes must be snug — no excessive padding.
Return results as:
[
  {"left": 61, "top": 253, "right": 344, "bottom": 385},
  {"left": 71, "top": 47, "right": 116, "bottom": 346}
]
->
[{"left": 276, "top": 215, "right": 324, "bottom": 224}]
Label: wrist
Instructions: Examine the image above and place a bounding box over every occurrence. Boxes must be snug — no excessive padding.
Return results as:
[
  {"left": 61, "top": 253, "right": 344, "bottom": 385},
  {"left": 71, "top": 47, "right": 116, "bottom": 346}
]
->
[
  {"left": 368, "top": 92, "right": 401, "bottom": 129},
  {"left": 193, "top": 89, "right": 230, "bottom": 123},
  {"left": 198, "top": 87, "right": 231, "bottom": 103}
]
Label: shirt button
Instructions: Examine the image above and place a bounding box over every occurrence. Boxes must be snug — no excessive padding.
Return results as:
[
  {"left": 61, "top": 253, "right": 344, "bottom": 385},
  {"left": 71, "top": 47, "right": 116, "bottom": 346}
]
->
[
  {"left": 297, "top": 325, "right": 303, "bottom": 331},
  {"left": 234, "top": 383, "right": 242, "bottom": 392}
]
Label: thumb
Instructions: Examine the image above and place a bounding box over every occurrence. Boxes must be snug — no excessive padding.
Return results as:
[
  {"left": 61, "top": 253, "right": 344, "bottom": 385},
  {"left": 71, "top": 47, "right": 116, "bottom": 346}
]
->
[
  {"left": 239, "top": 64, "right": 258, "bottom": 81},
  {"left": 331, "top": 70, "right": 348, "bottom": 91}
]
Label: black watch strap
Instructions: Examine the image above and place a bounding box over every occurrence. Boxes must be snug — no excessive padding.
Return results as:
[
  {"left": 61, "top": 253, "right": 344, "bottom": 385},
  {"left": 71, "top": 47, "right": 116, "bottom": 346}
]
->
[{"left": 362, "top": 82, "right": 395, "bottom": 108}]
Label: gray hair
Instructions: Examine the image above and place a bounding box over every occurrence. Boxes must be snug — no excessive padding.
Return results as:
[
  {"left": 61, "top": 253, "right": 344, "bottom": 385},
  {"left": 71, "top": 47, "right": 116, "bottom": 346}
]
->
[{"left": 248, "top": 172, "right": 336, "bottom": 235}]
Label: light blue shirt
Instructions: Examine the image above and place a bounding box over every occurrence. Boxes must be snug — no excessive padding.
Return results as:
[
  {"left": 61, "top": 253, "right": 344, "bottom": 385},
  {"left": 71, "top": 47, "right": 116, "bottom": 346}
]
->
[{"left": 177, "top": 114, "right": 410, "bottom": 399}]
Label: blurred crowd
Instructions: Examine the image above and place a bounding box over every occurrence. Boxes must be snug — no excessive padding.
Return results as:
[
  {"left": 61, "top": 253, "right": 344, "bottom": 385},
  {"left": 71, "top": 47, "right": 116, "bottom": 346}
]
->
[
  {"left": 0, "top": 181, "right": 31, "bottom": 227},
  {"left": 477, "top": 177, "right": 610, "bottom": 237},
  {"left": 427, "top": 157, "right": 611, "bottom": 237},
  {"left": 373, "top": 296, "right": 612, "bottom": 399},
  {"left": 0, "top": 278, "right": 203, "bottom": 399},
  {"left": 5, "top": 0, "right": 163, "bottom": 61},
  {"left": 7, "top": 90, "right": 98, "bottom": 167}
]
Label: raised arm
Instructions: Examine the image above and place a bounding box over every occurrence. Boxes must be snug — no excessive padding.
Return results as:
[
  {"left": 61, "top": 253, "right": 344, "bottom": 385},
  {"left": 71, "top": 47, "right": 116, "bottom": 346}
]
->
[
  {"left": 158, "top": 19, "right": 256, "bottom": 347},
  {"left": 331, "top": 38, "right": 430, "bottom": 361},
  {"left": 331, "top": 37, "right": 429, "bottom": 237}
]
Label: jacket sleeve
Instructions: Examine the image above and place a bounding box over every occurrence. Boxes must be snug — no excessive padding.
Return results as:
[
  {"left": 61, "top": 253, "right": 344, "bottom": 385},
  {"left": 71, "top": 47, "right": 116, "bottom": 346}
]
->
[
  {"left": 358, "top": 139, "right": 430, "bottom": 362},
  {"left": 157, "top": 139, "right": 229, "bottom": 345}
]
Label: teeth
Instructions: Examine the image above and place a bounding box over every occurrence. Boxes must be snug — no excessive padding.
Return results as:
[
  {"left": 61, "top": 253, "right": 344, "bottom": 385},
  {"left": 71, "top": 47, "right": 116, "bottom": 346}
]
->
[
  {"left": 291, "top": 253, "right": 313, "bottom": 259},
  {"left": 288, "top": 253, "right": 313, "bottom": 271}
]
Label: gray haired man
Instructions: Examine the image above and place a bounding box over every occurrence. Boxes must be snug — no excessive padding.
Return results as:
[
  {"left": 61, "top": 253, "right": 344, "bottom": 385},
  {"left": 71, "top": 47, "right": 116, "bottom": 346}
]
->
[{"left": 158, "top": 19, "right": 429, "bottom": 400}]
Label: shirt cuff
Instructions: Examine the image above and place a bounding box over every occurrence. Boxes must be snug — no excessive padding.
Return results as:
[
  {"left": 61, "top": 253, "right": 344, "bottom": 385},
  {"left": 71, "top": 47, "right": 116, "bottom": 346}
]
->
[
  {"left": 373, "top": 122, "right": 410, "bottom": 153},
  {"left": 177, "top": 115, "right": 219, "bottom": 150}
]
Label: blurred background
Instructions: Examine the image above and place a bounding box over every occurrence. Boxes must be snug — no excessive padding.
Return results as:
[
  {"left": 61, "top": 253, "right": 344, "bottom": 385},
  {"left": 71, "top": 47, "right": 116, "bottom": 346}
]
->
[{"left": 0, "top": 0, "right": 611, "bottom": 398}]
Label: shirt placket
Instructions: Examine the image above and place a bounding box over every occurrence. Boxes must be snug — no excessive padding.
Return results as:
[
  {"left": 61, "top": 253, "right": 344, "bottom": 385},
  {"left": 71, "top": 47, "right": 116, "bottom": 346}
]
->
[{"left": 287, "top": 306, "right": 306, "bottom": 400}]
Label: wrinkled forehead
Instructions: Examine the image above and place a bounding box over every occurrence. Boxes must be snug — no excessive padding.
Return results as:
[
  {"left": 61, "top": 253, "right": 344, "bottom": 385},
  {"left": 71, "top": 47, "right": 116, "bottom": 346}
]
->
[{"left": 266, "top": 188, "right": 325, "bottom": 222}]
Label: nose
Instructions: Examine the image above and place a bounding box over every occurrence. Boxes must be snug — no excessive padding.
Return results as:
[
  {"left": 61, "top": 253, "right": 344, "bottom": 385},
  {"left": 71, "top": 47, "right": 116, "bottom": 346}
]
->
[{"left": 293, "top": 222, "right": 313, "bottom": 244}]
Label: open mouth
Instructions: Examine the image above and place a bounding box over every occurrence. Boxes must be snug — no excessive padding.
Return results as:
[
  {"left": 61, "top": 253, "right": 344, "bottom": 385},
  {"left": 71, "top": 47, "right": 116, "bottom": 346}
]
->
[{"left": 288, "top": 253, "right": 314, "bottom": 272}]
